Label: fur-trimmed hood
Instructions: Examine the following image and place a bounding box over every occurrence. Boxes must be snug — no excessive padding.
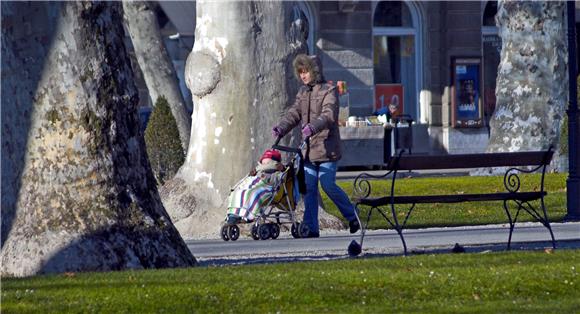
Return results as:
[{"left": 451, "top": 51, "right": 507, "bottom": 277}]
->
[{"left": 293, "top": 54, "right": 325, "bottom": 84}]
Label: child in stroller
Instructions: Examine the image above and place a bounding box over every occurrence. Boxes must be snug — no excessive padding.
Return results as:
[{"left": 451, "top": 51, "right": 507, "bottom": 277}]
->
[
  {"left": 220, "top": 146, "right": 307, "bottom": 241},
  {"left": 225, "top": 149, "right": 285, "bottom": 224}
]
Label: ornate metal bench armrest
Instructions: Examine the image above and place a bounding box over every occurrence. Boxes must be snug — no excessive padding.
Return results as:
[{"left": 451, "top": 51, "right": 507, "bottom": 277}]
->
[
  {"left": 503, "top": 147, "right": 553, "bottom": 194},
  {"left": 503, "top": 164, "right": 547, "bottom": 194},
  {"left": 353, "top": 170, "right": 394, "bottom": 199}
]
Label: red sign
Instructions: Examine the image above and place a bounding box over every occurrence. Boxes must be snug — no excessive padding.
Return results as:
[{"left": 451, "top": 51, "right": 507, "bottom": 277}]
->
[{"left": 374, "top": 84, "right": 404, "bottom": 117}]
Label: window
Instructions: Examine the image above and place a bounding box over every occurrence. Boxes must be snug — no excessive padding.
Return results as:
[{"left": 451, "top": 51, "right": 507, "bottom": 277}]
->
[
  {"left": 374, "top": 1, "right": 413, "bottom": 27},
  {"left": 373, "top": 1, "right": 421, "bottom": 121},
  {"left": 482, "top": 1, "right": 498, "bottom": 26},
  {"left": 292, "top": 2, "right": 315, "bottom": 55}
]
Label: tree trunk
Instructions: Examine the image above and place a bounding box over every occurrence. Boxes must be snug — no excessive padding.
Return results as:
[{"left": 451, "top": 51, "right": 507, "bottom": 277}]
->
[
  {"left": 1, "top": 1, "right": 57, "bottom": 248},
  {"left": 1, "top": 2, "right": 195, "bottom": 277},
  {"left": 487, "top": 1, "right": 567, "bottom": 152},
  {"left": 123, "top": 1, "right": 191, "bottom": 151},
  {"left": 160, "top": 1, "right": 342, "bottom": 238}
]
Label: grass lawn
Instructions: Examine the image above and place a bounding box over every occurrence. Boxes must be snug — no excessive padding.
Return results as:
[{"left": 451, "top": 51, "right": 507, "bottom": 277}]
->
[
  {"left": 323, "top": 173, "right": 568, "bottom": 229},
  {"left": 2, "top": 250, "right": 579, "bottom": 313}
]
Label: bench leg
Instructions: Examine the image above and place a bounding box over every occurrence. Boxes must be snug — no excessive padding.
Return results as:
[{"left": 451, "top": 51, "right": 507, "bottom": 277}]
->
[
  {"left": 390, "top": 203, "right": 408, "bottom": 255},
  {"left": 348, "top": 205, "right": 373, "bottom": 257},
  {"left": 376, "top": 206, "right": 408, "bottom": 255},
  {"left": 360, "top": 208, "right": 374, "bottom": 247},
  {"left": 503, "top": 200, "right": 517, "bottom": 250},
  {"left": 546, "top": 223, "right": 557, "bottom": 249},
  {"left": 396, "top": 227, "right": 408, "bottom": 256},
  {"left": 504, "top": 199, "right": 557, "bottom": 250},
  {"left": 521, "top": 199, "right": 557, "bottom": 249},
  {"left": 541, "top": 197, "right": 557, "bottom": 249},
  {"left": 350, "top": 204, "right": 411, "bottom": 256},
  {"left": 358, "top": 206, "right": 373, "bottom": 248}
]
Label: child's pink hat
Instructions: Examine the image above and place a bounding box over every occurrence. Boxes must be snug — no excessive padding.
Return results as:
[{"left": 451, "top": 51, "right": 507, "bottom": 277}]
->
[{"left": 260, "top": 149, "right": 282, "bottom": 163}]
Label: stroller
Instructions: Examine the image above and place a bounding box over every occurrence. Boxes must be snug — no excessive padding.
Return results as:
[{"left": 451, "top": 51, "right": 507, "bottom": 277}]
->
[{"left": 220, "top": 140, "right": 309, "bottom": 241}]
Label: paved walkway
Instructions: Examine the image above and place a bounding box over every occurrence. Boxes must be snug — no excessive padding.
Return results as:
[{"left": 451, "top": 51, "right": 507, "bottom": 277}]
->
[{"left": 188, "top": 222, "right": 580, "bottom": 266}]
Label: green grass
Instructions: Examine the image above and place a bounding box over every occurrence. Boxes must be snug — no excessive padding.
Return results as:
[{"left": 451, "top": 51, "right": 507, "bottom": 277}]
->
[
  {"left": 2, "top": 250, "right": 579, "bottom": 313},
  {"left": 323, "top": 173, "right": 568, "bottom": 229}
]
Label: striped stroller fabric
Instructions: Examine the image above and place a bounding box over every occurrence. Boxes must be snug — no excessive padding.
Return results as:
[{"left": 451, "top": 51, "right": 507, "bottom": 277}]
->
[{"left": 227, "top": 171, "right": 285, "bottom": 221}]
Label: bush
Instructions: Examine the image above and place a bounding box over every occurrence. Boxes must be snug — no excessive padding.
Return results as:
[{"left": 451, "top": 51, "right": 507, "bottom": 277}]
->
[{"left": 144, "top": 96, "right": 184, "bottom": 185}]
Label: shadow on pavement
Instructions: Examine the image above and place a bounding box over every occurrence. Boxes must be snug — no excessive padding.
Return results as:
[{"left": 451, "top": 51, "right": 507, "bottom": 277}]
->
[{"left": 196, "top": 239, "right": 580, "bottom": 267}]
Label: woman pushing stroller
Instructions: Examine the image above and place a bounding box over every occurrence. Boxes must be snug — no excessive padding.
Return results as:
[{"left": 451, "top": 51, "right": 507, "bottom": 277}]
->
[{"left": 272, "top": 54, "right": 360, "bottom": 238}]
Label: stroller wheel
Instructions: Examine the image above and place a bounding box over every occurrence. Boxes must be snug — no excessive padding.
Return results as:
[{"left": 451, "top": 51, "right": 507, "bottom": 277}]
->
[
  {"left": 251, "top": 225, "right": 260, "bottom": 240},
  {"left": 228, "top": 225, "right": 240, "bottom": 241},
  {"left": 220, "top": 225, "right": 230, "bottom": 241},
  {"left": 270, "top": 224, "right": 280, "bottom": 239},
  {"left": 291, "top": 222, "right": 300, "bottom": 239},
  {"left": 258, "top": 224, "right": 271, "bottom": 240}
]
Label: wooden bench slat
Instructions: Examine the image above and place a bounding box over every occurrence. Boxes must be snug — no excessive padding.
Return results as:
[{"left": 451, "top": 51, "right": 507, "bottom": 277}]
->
[
  {"left": 358, "top": 192, "right": 546, "bottom": 207},
  {"left": 386, "top": 151, "right": 553, "bottom": 171}
]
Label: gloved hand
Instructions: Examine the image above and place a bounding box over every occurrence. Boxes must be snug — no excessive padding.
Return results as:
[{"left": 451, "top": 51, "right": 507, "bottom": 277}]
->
[
  {"left": 301, "top": 124, "right": 314, "bottom": 137},
  {"left": 272, "top": 126, "right": 282, "bottom": 139}
]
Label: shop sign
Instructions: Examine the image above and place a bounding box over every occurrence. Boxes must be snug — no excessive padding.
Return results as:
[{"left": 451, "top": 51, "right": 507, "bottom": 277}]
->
[{"left": 374, "top": 84, "right": 404, "bottom": 117}]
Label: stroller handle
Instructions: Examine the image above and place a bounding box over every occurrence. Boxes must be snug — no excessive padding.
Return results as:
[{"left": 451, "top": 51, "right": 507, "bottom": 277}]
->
[
  {"left": 272, "top": 144, "right": 301, "bottom": 154},
  {"left": 272, "top": 137, "right": 306, "bottom": 154},
  {"left": 272, "top": 136, "right": 303, "bottom": 157},
  {"left": 272, "top": 138, "right": 308, "bottom": 195}
]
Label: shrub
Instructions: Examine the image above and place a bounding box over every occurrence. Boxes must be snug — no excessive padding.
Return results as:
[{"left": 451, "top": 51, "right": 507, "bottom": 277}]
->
[{"left": 144, "top": 96, "right": 184, "bottom": 185}]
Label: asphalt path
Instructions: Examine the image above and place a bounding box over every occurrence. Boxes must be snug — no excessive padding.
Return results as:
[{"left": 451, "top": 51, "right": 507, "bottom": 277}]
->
[{"left": 187, "top": 222, "right": 580, "bottom": 266}]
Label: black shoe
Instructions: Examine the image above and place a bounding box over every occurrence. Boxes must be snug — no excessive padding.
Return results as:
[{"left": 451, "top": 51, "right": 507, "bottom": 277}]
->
[
  {"left": 349, "top": 219, "right": 360, "bottom": 234},
  {"left": 304, "top": 231, "right": 320, "bottom": 238}
]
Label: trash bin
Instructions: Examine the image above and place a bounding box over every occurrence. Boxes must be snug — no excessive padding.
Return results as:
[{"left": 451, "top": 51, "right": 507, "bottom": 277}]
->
[{"left": 384, "top": 114, "right": 413, "bottom": 163}]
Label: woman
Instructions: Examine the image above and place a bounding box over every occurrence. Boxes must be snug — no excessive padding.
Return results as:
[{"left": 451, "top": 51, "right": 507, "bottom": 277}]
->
[{"left": 272, "top": 54, "right": 359, "bottom": 238}]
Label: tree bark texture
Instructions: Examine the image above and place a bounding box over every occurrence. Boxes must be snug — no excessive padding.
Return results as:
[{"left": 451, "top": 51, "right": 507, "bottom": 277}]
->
[
  {"left": 122, "top": 1, "right": 191, "bottom": 151},
  {"left": 1, "top": 2, "right": 195, "bottom": 277},
  {"left": 488, "top": 1, "right": 567, "bottom": 152},
  {"left": 160, "top": 1, "right": 340, "bottom": 238},
  {"left": 1, "top": 1, "right": 59, "bottom": 248}
]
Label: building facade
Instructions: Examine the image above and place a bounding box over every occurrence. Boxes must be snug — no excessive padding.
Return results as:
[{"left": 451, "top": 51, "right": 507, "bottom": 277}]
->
[{"left": 150, "top": 1, "right": 580, "bottom": 157}]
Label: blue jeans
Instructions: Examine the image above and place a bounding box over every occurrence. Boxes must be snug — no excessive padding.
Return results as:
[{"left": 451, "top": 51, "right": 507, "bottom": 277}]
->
[{"left": 303, "top": 161, "right": 356, "bottom": 233}]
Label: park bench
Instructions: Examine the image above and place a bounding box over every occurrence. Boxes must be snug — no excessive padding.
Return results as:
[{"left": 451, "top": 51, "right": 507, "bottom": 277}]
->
[{"left": 347, "top": 147, "right": 556, "bottom": 256}]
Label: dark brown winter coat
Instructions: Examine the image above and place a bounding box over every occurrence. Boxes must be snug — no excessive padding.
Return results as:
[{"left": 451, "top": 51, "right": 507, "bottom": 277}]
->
[{"left": 276, "top": 55, "right": 342, "bottom": 162}]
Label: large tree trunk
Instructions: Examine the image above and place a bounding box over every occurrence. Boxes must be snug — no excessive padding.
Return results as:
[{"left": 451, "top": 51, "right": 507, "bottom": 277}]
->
[
  {"left": 1, "top": 2, "right": 195, "bottom": 277},
  {"left": 1, "top": 1, "right": 57, "bottom": 248},
  {"left": 487, "top": 1, "right": 567, "bottom": 152},
  {"left": 123, "top": 1, "right": 191, "bottom": 151},
  {"left": 160, "top": 1, "right": 343, "bottom": 238}
]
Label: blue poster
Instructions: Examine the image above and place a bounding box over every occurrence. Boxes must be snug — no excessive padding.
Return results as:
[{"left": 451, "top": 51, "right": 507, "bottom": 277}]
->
[{"left": 453, "top": 58, "right": 482, "bottom": 128}]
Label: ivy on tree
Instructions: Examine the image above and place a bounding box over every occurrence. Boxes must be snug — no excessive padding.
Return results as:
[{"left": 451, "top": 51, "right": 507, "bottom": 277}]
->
[{"left": 144, "top": 96, "right": 185, "bottom": 185}]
